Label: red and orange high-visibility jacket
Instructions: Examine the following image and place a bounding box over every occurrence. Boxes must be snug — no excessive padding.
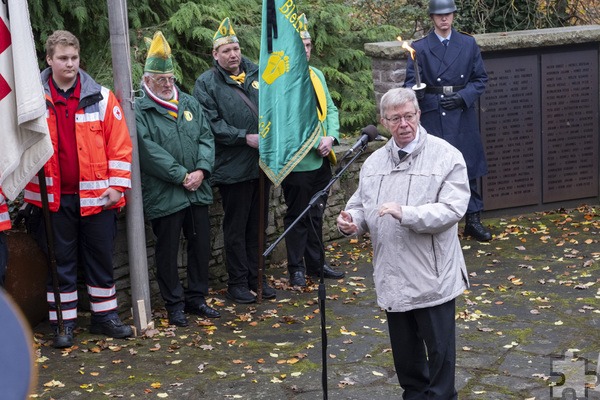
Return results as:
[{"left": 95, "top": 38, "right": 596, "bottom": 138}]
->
[
  {"left": 0, "top": 188, "right": 10, "bottom": 231},
  {"left": 25, "top": 69, "right": 132, "bottom": 216}
]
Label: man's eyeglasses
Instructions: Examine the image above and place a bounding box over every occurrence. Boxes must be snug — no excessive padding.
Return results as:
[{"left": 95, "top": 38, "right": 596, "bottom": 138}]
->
[
  {"left": 150, "top": 76, "right": 176, "bottom": 85},
  {"left": 384, "top": 112, "right": 417, "bottom": 124}
]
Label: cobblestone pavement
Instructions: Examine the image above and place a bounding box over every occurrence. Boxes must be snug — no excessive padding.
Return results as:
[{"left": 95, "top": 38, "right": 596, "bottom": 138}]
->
[{"left": 29, "top": 205, "right": 600, "bottom": 399}]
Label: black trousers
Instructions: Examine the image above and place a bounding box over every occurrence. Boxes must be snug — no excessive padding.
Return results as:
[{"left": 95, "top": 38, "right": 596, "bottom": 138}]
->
[
  {"left": 281, "top": 159, "right": 331, "bottom": 274},
  {"left": 467, "top": 178, "right": 483, "bottom": 214},
  {"left": 219, "top": 179, "right": 270, "bottom": 288},
  {"left": 386, "top": 299, "right": 458, "bottom": 400},
  {"left": 151, "top": 205, "right": 210, "bottom": 312},
  {"left": 36, "top": 194, "right": 119, "bottom": 327}
]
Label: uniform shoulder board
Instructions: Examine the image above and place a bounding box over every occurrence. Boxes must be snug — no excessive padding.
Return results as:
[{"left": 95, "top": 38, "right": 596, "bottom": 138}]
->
[
  {"left": 459, "top": 31, "right": 474, "bottom": 36},
  {"left": 412, "top": 36, "right": 427, "bottom": 43}
]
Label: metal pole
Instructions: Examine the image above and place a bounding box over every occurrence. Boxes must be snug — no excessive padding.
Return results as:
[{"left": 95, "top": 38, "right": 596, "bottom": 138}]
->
[
  {"left": 106, "top": 0, "right": 152, "bottom": 333},
  {"left": 256, "top": 170, "right": 267, "bottom": 302},
  {"left": 38, "top": 168, "right": 64, "bottom": 336}
]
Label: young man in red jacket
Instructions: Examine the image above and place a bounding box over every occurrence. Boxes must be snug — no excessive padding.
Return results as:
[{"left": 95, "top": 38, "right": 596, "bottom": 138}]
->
[{"left": 25, "top": 30, "right": 133, "bottom": 348}]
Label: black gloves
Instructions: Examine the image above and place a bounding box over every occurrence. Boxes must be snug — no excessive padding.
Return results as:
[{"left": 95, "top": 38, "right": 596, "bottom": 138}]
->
[
  {"left": 440, "top": 93, "right": 465, "bottom": 110},
  {"left": 414, "top": 87, "right": 425, "bottom": 101},
  {"left": 13, "top": 203, "right": 41, "bottom": 234}
]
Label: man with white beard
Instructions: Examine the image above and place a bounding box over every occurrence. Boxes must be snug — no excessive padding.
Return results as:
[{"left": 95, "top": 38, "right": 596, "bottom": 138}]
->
[{"left": 135, "top": 31, "right": 219, "bottom": 328}]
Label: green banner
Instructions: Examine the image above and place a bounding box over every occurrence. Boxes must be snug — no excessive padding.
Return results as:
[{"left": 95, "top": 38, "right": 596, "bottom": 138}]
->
[{"left": 258, "top": 0, "right": 320, "bottom": 186}]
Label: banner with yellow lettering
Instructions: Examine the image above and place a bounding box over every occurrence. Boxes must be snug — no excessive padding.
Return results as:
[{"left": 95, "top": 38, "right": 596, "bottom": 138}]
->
[{"left": 258, "top": 0, "right": 320, "bottom": 186}]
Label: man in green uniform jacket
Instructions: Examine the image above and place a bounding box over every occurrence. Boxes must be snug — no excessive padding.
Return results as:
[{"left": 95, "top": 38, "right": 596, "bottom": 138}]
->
[
  {"left": 136, "top": 31, "right": 220, "bottom": 327},
  {"left": 194, "top": 18, "right": 276, "bottom": 304}
]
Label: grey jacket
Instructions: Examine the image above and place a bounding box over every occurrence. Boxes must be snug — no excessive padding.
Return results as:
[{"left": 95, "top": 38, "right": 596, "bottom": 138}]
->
[{"left": 344, "top": 128, "right": 470, "bottom": 312}]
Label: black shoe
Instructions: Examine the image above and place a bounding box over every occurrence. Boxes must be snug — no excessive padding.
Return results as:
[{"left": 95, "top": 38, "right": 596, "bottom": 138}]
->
[
  {"left": 52, "top": 326, "right": 74, "bottom": 349},
  {"left": 307, "top": 264, "right": 345, "bottom": 279},
  {"left": 261, "top": 284, "right": 277, "bottom": 299},
  {"left": 250, "top": 282, "right": 277, "bottom": 299},
  {"left": 290, "top": 271, "right": 306, "bottom": 287},
  {"left": 185, "top": 303, "right": 221, "bottom": 319},
  {"left": 464, "top": 212, "right": 492, "bottom": 242},
  {"left": 168, "top": 310, "right": 189, "bottom": 327},
  {"left": 89, "top": 318, "right": 133, "bottom": 339},
  {"left": 226, "top": 286, "right": 257, "bottom": 304},
  {"left": 250, "top": 279, "right": 277, "bottom": 300}
]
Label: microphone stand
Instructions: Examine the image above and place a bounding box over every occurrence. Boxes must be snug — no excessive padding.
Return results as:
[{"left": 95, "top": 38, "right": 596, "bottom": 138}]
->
[{"left": 263, "top": 143, "right": 369, "bottom": 400}]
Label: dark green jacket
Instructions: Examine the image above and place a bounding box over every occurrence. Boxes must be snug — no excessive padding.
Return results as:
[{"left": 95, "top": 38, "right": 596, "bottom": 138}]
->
[
  {"left": 193, "top": 57, "right": 259, "bottom": 186},
  {"left": 135, "top": 88, "right": 214, "bottom": 220}
]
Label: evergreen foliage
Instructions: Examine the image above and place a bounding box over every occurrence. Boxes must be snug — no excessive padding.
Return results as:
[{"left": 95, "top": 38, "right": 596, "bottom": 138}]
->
[
  {"left": 25, "top": 0, "right": 598, "bottom": 133},
  {"left": 27, "top": 0, "right": 398, "bottom": 134},
  {"left": 298, "top": 0, "right": 399, "bottom": 131}
]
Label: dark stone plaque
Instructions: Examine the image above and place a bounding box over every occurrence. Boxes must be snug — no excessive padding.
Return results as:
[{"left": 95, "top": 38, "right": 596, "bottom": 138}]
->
[
  {"left": 480, "top": 55, "right": 541, "bottom": 210},
  {"left": 541, "top": 50, "right": 599, "bottom": 203}
]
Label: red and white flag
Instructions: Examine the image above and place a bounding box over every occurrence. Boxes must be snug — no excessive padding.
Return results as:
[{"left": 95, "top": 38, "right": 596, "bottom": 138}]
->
[{"left": 0, "top": 0, "right": 52, "bottom": 200}]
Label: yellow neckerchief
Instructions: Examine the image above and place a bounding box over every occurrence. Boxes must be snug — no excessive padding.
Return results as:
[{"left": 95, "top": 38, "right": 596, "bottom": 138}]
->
[
  {"left": 230, "top": 71, "right": 246, "bottom": 85},
  {"left": 309, "top": 68, "right": 337, "bottom": 164}
]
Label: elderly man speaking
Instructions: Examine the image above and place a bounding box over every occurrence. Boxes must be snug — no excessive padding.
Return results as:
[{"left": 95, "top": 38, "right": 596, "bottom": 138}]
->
[{"left": 337, "top": 87, "right": 470, "bottom": 399}]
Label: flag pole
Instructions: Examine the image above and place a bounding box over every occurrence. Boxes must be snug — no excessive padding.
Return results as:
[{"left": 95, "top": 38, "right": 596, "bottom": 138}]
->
[
  {"left": 38, "top": 168, "right": 65, "bottom": 337},
  {"left": 260, "top": 0, "right": 330, "bottom": 397},
  {"left": 107, "top": 0, "right": 152, "bottom": 334},
  {"left": 256, "top": 170, "right": 268, "bottom": 302}
]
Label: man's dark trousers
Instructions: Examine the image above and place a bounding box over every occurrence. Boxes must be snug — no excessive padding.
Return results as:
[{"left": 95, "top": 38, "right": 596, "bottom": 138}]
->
[
  {"left": 151, "top": 205, "right": 210, "bottom": 312},
  {"left": 281, "top": 159, "right": 331, "bottom": 274},
  {"left": 386, "top": 299, "right": 458, "bottom": 400},
  {"left": 219, "top": 179, "right": 270, "bottom": 289}
]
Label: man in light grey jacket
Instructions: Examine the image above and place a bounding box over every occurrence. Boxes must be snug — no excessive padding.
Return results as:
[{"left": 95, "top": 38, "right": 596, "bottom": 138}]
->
[{"left": 337, "top": 87, "right": 470, "bottom": 399}]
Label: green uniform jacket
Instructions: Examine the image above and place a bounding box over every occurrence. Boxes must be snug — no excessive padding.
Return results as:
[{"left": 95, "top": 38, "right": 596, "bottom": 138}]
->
[
  {"left": 193, "top": 58, "right": 259, "bottom": 186},
  {"left": 135, "top": 88, "right": 215, "bottom": 220},
  {"left": 294, "top": 66, "right": 340, "bottom": 172}
]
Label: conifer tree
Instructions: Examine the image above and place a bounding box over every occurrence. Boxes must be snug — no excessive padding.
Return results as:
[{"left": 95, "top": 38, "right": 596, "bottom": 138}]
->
[{"left": 30, "top": 0, "right": 594, "bottom": 133}]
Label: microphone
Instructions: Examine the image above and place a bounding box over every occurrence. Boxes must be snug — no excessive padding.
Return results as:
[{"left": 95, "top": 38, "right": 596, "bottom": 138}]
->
[{"left": 341, "top": 125, "right": 379, "bottom": 160}]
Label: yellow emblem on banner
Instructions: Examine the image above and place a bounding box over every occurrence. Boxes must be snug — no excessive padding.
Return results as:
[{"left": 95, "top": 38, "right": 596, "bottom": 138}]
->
[{"left": 262, "top": 51, "right": 290, "bottom": 85}]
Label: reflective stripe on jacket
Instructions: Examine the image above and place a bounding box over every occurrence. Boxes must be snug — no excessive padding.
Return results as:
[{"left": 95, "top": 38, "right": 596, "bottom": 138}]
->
[
  {"left": 0, "top": 189, "right": 10, "bottom": 231},
  {"left": 24, "top": 69, "right": 132, "bottom": 216}
]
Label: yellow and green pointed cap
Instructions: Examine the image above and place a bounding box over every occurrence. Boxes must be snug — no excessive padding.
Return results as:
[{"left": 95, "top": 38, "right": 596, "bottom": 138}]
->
[
  {"left": 299, "top": 14, "right": 311, "bottom": 40},
  {"left": 213, "top": 17, "right": 239, "bottom": 50},
  {"left": 144, "top": 31, "right": 174, "bottom": 74}
]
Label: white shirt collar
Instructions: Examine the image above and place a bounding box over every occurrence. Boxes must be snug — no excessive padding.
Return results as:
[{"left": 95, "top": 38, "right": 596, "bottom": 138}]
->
[{"left": 392, "top": 128, "right": 420, "bottom": 161}]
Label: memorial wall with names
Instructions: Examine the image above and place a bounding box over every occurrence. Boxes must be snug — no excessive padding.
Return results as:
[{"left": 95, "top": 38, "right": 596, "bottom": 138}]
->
[{"left": 480, "top": 44, "right": 599, "bottom": 210}]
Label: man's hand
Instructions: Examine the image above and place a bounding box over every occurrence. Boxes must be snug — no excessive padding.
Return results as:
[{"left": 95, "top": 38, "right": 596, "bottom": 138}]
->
[
  {"left": 101, "top": 188, "right": 122, "bottom": 209},
  {"left": 378, "top": 202, "right": 403, "bottom": 221},
  {"left": 337, "top": 210, "right": 358, "bottom": 235},
  {"left": 414, "top": 87, "right": 425, "bottom": 101},
  {"left": 440, "top": 93, "right": 465, "bottom": 110},
  {"left": 246, "top": 133, "right": 259, "bottom": 149},
  {"left": 183, "top": 170, "right": 205, "bottom": 192},
  {"left": 317, "top": 136, "right": 335, "bottom": 158}
]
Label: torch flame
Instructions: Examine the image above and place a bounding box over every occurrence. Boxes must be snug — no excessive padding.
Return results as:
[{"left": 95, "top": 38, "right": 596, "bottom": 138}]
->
[{"left": 397, "top": 36, "right": 416, "bottom": 60}]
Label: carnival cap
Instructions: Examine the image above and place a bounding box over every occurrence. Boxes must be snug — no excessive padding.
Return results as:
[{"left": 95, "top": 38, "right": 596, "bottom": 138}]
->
[
  {"left": 213, "top": 17, "right": 239, "bottom": 50},
  {"left": 144, "top": 31, "right": 174, "bottom": 74},
  {"left": 299, "top": 13, "right": 310, "bottom": 40}
]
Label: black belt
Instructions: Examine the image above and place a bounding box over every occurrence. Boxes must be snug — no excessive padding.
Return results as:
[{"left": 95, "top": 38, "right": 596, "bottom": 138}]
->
[{"left": 425, "top": 85, "right": 465, "bottom": 94}]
